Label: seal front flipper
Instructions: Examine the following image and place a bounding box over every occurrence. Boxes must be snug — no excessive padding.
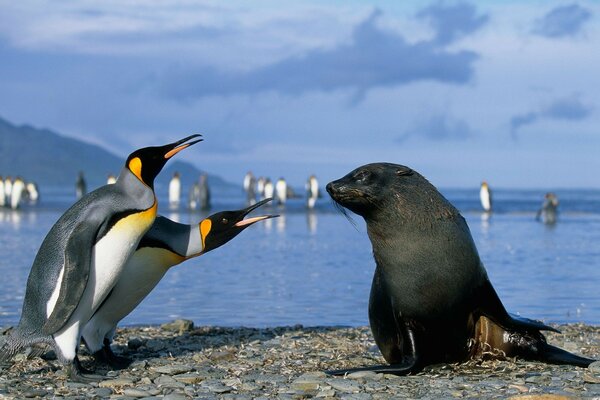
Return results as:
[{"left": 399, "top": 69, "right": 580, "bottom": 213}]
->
[
  {"left": 326, "top": 324, "right": 419, "bottom": 376},
  {"left": 42, "top": 214, "right": 102, "bottom": 335}
]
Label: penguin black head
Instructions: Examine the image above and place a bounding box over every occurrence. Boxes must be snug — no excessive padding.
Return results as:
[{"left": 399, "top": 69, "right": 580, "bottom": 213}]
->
[
  {"left": 125, "top": 134, "right": 202, "bottom": 188},
  {"left": 199, "top": 198, "right": 277, "bottom": 254}
]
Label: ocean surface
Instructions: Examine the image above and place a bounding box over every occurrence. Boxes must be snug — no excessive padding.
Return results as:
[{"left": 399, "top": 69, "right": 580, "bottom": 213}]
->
[{"left": 1, "top": 185, "right": 599, "bottom": 328}]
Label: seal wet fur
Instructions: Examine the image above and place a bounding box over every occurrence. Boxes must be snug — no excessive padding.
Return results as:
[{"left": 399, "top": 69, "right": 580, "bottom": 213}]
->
[{"left": 326, "top": 162, "right": 594, "bottom": 375}]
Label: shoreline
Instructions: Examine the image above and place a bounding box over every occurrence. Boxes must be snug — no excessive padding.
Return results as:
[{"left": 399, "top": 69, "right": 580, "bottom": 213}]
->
[{"left": 1, "top": 321, "right": 599, "bottom": 399}]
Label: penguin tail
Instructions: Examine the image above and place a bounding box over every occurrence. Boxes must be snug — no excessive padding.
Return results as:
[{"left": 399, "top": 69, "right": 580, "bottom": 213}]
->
[{"left": 533, "top": 342, "right": 595, "bottom": 368}]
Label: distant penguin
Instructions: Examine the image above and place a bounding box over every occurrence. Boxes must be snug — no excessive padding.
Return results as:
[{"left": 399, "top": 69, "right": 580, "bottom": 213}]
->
[
  {"left": 26, "top": 182, "right": 39, "bottom": 204},
  {"left": 275, "top": 178, "right": 287, "bottom": 206},
  {"left": 82, "top": 199, "right": 275, "bottom": 368},
  {"left": 536, "top": 193, "right": 559, "bottom": 225},
  {"left": 10, "top": 177, "right": 26, "bottom": 210},
  {"left": 169, "top": 172, "right": 181, "bottom": 209},
  {"left": 4, "top": 176, "right": 13, "bottom": 199},
  {"left": 188, "top": 182, "right": 200, "bottom": 210},
  {"left": 263, "top": 178, "right": 274, "bottom": 200},
  {"left": 243, "top": 171, "right": 257, "bottom": 205},
  {"left": 198, "top": 173, "right": 211, "bottom": 210},
  {"left": 107, "top": 174, "right": 117, "bottom": 185},
  {"left": 0, "top": 135, "right": 201, "bottom": 382},
  {"left": 256, "top": 177, "right": 266, "bottom": 200},
  {"left": 0, "top": 176, "right": 5, "bottom": 207},
  {"left": 75, "top": 172, "right": 87, "bottom": 200},
  {"left": 480, "top": 181, "right": 492, "bottom": 212},
  {"left": 306, "top": 175, "right": 319, "bottom": 209}
]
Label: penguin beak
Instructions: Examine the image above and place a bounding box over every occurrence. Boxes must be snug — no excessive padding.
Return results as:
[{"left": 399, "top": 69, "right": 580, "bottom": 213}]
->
[
  {"left": 234, "top": 198, "right": 278, "bottom": 227},
  {"left": 164, "top": 134, "right": 203, "bottom": 159}
]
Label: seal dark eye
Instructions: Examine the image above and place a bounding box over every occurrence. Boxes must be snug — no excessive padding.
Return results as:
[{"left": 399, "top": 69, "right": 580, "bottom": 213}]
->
[{"left": 222, "top": 218, "right": 228, "bottom": 224}]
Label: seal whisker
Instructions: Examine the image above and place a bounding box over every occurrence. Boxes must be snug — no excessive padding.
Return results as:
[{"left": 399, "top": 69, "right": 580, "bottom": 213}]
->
[{"left": 332, "top": 200, "right": 359, "bottom": 231}]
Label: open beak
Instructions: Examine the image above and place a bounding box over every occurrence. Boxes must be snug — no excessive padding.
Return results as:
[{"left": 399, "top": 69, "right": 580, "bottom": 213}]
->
[
  {"left": 234, "top": 198, "right": 278, "bottom": 227},
  {"left": 164, "top": 134, "right": 203, "bottom": 159}
]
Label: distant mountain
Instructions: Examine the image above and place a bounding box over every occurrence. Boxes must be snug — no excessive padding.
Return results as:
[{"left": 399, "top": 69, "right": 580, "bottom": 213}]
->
[{"left": 0, "top": 116, "right": 236, "bottom": 191}]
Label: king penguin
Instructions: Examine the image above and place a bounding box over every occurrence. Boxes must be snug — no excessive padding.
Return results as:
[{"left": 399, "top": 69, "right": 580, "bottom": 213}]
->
[
  {"left": 480, "top": 181, "right": 492, "bottom": 212},
  {"left": 82, "top": 198, "right": 276, "bottom": 368},
  {"left": 0, "top": 135, "right": 202, "bottom": 382}
]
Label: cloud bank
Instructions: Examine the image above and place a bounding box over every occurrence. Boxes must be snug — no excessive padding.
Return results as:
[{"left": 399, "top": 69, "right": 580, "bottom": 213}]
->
[
  {"left": 417, "top": 2, "right": 489, "bottom": 45},
  {"left": 510, "top": 95, "right": 592, "bottom": 138},
  {"left": 158, "top": 9, "right": 481, "bottom": 100},
  {"left": 532, "top": 3, "right": 592, "bottom": 38}
]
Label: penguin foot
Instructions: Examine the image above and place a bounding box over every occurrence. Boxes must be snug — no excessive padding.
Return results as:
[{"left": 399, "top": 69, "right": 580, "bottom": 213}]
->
[
  {"left": 92, "top": 344, "right": 132, "bottom": 370},
  {"left": 65, "top": 357, "right": 105, "bottom": 383}
]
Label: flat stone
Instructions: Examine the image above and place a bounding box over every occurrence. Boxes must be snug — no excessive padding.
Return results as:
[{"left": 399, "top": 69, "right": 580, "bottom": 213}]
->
[
  {"left": 98, "top": 378, "right": 135, "bottom": 388},
  {"left": 346, "top": 371, "right": 380, "bottom": 380},
  {"left": 173, "top": 372, "right": 204, "bottom": 384},
  {"left": 23, "top": 389, "right": 48, "bottom": 397},
  {"left": 150, "top": 365, "right": 194, "bottom": 375},
  {"left": 94, "top": 387, "right": 113, "bottom": 397},
  {"left": 154, "top": 375, "right": 178, "bottom": 385},
  {"left": 162, "top": 394, "right": 189, "bottom": 400},
  {"left": 122, "top": 388, "right": 152, "bottom": 397},
  {"left": 326, "top": 378, "right": 361, "bottom": 393}
]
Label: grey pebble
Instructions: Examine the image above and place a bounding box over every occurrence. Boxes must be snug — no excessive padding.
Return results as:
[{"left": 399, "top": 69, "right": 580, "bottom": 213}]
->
[
  {"left": 327, "top": 378, "right": 362, "bottom": 393},
  {"left": 94, "top": 387, "right": 113, "bottom": 397},
  {"left": 150, "top": 365, "right": 194, "bottom": 375},
  {"left": 162, "top": 393, "right": 190, "bottom": 400},
  {"left": 589, "top": 360, "right": 600, "bottom": 375},
  {"left": 122, "top": 388, "right": 151, "bottom": 398}
]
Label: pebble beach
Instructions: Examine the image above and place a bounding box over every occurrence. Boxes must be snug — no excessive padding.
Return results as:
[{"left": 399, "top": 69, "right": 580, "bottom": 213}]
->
[{"left": 1, "top": 321, "right": 599, "bottom": 399}]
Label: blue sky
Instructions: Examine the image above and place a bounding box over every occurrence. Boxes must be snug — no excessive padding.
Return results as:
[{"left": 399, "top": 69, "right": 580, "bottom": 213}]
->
[{"left": 0, "top": 1, "right": 598, "bottom": 188}]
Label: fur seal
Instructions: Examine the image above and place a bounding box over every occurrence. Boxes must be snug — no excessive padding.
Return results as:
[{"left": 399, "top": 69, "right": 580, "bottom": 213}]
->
[{"left": 326, "top": 162, "right": 594, "bottom": 375}]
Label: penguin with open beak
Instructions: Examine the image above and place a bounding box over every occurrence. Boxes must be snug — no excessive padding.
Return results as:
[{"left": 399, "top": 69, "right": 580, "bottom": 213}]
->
[
  {"left": 0, "top": 135, "right": 202, "bottom": 382},
  {"left": 81, "top": 198, "right": 277, "bottom": 368}
]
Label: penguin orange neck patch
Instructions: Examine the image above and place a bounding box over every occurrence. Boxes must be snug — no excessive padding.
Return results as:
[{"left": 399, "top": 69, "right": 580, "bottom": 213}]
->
[
  {"left": 200, "top": 219, "right": 212, "bottom": 249},
  {"left": 128, "top": 157, "right": 143, "bottom": 182}
]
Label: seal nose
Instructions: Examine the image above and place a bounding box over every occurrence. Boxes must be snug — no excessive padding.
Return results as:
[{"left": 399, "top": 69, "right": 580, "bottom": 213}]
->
[{"left": 325, "top": 182, "right": 336, "bottom": 196}]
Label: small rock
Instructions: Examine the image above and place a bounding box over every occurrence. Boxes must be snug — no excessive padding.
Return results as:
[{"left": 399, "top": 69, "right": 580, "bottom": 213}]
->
[
  {"left": 98, "top": 378, "right": 134, "bottom": 388},
  {"left": 205, "top": 382, "right": 232, "bottom": 393},
  {"left": 151, "top": 365, "right": 194, "bottom": 375},
  {"left": 326, "top": 378, "right": 361, "bottom": 393},
  {"left": 588, "top": 360, "right": 600, "bottom": 375},
  {"left": 94, "top": 387, "right": 113, "bottom": 397},
  {"left": 583, "top": 373, "right": 600, "bottom": 384},
  {"left": 316, "top": 389, "right": 336, "bottom": 398},
  {"left": 154, "top": 375, "right": 178, "bottom": 386},
  {"left": 122, "top": 388, "right": 151, "bottom": 398},
  {"left": 127, "top": 337, "right": 145, "bottom": 350},
  {"left": 65, "top": 382, "right": 91, "bottom": 389},
  {"left": 145, "top": 339, "right": 167, "bottom": 352},
  {"left": 161, "top": 319, "right": 194, "bottom": 333},
  {"left": 163, "top": 393, "right": 189, "bottom": 400},
  {"left": 346, "top": 371, "right": 379, "bottom": 380},
  {"left": 23, "top": 389, "right": 48, "bottom": 398},
  {"left": 173, "top": 373, "right": 203, "bottom": 384},
  {"left": 292, "top": 372, "right": 326, "bottom": 392}
]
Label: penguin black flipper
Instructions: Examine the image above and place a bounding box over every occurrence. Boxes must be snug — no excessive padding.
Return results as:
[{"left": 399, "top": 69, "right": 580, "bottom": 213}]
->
[
  {"left": 42, "top": 214, "right": 103, "bottom": 335},
  {"left": 475, "top": 278, "right": 560, "bottom": 333}
]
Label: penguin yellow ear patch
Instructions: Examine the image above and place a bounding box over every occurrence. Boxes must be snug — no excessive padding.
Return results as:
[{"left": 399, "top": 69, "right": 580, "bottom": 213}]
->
[
  {"left": 200, "top": 219, "right": 212, "bottom": 248},
  {"left": 129, "top": 157, "right": 143, "bottom": 181}
]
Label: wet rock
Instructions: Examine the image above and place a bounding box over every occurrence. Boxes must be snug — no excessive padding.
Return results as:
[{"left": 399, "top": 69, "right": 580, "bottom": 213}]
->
[
  {"left": 128, "top": 337, "right": 145, "bottom": 350},
  {"left": 151, "top": 365, "right": 194, "bottom": 375}
]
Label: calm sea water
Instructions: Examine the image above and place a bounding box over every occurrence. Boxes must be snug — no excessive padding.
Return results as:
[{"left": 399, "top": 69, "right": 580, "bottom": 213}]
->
[{"left": 1, "top": 186, "right": 599, "bottom": 328}]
